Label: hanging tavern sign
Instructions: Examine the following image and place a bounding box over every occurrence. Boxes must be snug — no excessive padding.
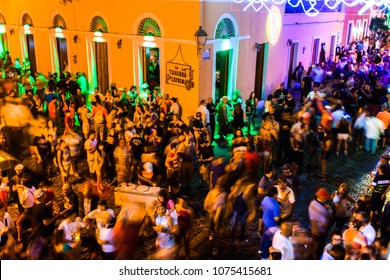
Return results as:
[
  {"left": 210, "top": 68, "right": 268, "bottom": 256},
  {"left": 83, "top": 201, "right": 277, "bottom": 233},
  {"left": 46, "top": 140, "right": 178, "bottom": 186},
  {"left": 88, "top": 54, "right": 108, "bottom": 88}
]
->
[{"left": 166, "top": 45, "right": 194, "bottom": 91}]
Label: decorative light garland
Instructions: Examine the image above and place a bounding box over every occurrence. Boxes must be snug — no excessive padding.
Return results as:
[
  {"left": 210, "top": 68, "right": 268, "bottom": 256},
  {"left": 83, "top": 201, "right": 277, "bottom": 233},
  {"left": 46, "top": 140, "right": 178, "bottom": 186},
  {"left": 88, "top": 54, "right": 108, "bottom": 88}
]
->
[{"left": 233, "top": 0, "right": 390, "bottom": 17}]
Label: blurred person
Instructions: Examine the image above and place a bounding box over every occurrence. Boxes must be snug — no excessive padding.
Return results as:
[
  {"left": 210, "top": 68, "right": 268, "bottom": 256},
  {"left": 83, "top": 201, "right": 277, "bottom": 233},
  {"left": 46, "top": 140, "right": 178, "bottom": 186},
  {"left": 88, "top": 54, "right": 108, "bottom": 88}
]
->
[
  {"left": 84, "top": 131, "right": 98, "bottom": 180},
  {"left": 60, "top": 183, "right": 79, "bottom": 217},
  {"left": 271, "top": 222, "right": 294, "bottom": 260},
  {"left": 91, "top": 100, "right": 108, "bottom": 141},
  {"left": 15, "top": 181, "right": 35, "bottom": 244},
  {"left": 320, "top": 244, "right": 345, "bottom": 260},
  {"left": 342, "top": 218, "right": 367, "bottom": 250},
  {"left": 258, "top": 186, "right": 280, "bottom": 260},
  {"left": 319, "top": 129, "right": 332, "bottom": 180},
  {"left": 52, "top": 229, "right": 80, "bottom": 260},
  {"left": 165, "top": 142, "right": 181, "bottom": 193},
  {"left": 376, "top": 104, "right": 390, "bottom": 148},
  {"left": 330, "top": 183, "right": 355, "bottom": 230},
  {"left": 152, "top": 203, "right": 179, "bottom": 260},
  {"left": 92, "top": 141, "right": 106, "bottom": 193},
  {"left": 137, "top": 162, "right": 162, "bottom": 187},
  {"left": 255, "top": 124, "right": 272, "bottom": 174},
  {"left": 245, "top": 91, "right": 258, "bottom": 132},
  {"left": 364, "top": 113, "right": 384, "bottom": 155},
  {"left": 57, "top": 211, "right": 84, "bottom": 255},
  {"left": 216, "top": 96, "right": 232, "bottom": 141},
  {"left": 369, "top": 164, "right": 389, "bottom": 225},
  {"left": 278, "top": 163, "right": 301, "bottom": 195},
  {"left": 335, "top": 114, "right": 352, "bottom": 156},
  {"left": 198, "top": 138, "right": 214, "bottom": 187},
  {"left": 206, "top": 97, "right": 217, "bottom": 143},
  {"left": 203, "top": 179, "right": 227, "bottom": 256},
  {"left": 83, "top": 199, "right": 115, "bottom": 235},
  {"left": 97, "top": 216, "right": 117, "bottom": 260},
  {"left": 231, "top": 102, "right": 247, "bottom": 135},
  {"left": 323, "top": 228, "right": 343, "bottom": 253},
  {"left": 175, "top": 195, "right": 194, "bottom": 260},
  {"left": 177, "top": 135, "right": 195, "bottom": 190},
  {"left": 57, "top": 139, "right": 78, "bottom": 184},
  {"left": 113, "top": 203, "right": 146, "bottom": 259},
  {"left": 275, "top": 177, "right": 295, "bottom": 222},
  {"left": 114, "top": 139, "right": 130, "bottom": 183},
  {"left": 308, "top": 187, "right": 332, "bottom": 259},
  {"left": 228, "top": 176, "right": 256, "bottom": 242},
  {"left": 355, "top": 211, "right": 376, "bottom": 246},
  {"left": 258, "top": 167, "right": 274, "bottom": 202}
]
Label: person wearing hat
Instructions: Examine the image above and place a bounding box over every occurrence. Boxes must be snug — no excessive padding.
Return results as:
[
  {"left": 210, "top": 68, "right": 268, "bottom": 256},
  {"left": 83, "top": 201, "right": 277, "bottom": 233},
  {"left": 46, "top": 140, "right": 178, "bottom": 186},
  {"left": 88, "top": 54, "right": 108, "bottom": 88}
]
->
[
  {"left": 308, "top": 187, "right": 332, "bottom": 259},
  {"left": 138, "top": 162, "right": 162, "bottom": 187},
  {"left": 9, "top": 164, "right": 29, "bottom": 213}
]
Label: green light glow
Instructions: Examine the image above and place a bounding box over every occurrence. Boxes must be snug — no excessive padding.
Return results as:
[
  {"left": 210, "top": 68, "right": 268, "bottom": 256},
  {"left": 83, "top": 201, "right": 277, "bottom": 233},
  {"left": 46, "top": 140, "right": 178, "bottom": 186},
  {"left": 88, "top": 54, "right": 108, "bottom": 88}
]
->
[
  {"left": 24, "top": 24, "right": 31, "bottom": 34},
  {"left": 0, "top": 24, "right": 5, "bottom": 34},
  {"left": 221, "top": 38, "right": 231, "bottom": 51}
]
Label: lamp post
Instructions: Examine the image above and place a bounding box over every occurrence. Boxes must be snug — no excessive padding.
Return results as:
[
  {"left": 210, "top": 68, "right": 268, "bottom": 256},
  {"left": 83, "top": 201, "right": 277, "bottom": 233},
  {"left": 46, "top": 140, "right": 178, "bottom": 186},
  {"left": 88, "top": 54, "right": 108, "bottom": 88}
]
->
[{"left": 195, "top": 26, "right": 208, "bottom": 56}]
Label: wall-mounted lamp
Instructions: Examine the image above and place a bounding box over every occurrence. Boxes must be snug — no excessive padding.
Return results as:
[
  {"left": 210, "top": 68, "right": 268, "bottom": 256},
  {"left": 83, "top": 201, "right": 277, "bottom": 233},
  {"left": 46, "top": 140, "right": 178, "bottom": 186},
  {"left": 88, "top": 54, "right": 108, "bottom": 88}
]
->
[
  {"left": 54, "top": 27, "right": 64, "bottom": 38},
  {"left": 255, "top": 42, "right": 261, "bottom": 52},
  {"left": 72, "top": 55, "right": 77, "bottom": 64},
  {"left": 117, "top": 39, "right": 122, "bottom": 49},
  {"left": 24, "top": 24, "right": 31, "bottom": 35},
  {"left": 143, "top": 32, "right": 156, "bottom": 48},
  {"left": 194, "top": 26, "right": 208, "bottom": 56},
  {"left": 93, "top": 30, "right": 105, "bottom": 42},
  {"left": 302, "top": 46, "right": 306, "bottom": 54},
  {"left": 10, "top": 29, "right": 15, "bottom": 35},
  {"left": 287, "top": 39, "right": 292, "bottom": 47},
  {"left": 73, "top": 35, "right": 78, "bottom": 43}
]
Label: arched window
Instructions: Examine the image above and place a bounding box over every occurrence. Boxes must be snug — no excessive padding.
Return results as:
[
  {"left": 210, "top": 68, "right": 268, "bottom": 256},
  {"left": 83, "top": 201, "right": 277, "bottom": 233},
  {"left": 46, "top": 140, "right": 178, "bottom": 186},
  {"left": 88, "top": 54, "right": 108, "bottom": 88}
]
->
[
  {"left": 137, "top": 18, "right": 161, "bottom": 37},
  {"left": 215, "top": 18, "right": 236, "bottom": 39},
  {"left": 22, "top": 13, "right": 33, "bottom": 26},
  {"left": 53, "top": 14, "right": 67, "bottom": 29},
  {"left": 90, "top": 16, "right": 108, "bottom": 32},
  {"left": 0, "top": 13, "right": 6, "bottom": 24}
]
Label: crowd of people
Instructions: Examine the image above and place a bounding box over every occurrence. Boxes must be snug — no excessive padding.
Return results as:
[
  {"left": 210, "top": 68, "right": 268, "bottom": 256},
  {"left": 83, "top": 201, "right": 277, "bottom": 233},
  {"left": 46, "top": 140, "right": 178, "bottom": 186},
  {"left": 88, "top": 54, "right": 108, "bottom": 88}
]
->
[{"left": 0, "top": 35, "right": 390, "bottom": 260}]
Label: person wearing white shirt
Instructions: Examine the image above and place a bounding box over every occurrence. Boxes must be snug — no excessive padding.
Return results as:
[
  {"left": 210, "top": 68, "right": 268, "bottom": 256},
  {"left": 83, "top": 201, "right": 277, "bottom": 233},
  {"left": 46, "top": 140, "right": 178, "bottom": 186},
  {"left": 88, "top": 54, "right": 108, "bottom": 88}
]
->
[
  {"left": 271, "top": 222, "right": 294, "bottom": 260},
  {"left": 83, "top": 199, "right": 115, "bottom": 232},
  {"left": 307, "top": 86, "right": 325, "bottom": 101},
  {"left": 98, "top": 216, "right": 117, "bottom": 259},
  {"left": 197, "top": 100, "right": 212, "bottom": 142},
  {"left": 356, "top": 211, "right": 376, "bottom": 245},
  {"left": 58, "top": 212, "right": 85, "bottom": 247}
]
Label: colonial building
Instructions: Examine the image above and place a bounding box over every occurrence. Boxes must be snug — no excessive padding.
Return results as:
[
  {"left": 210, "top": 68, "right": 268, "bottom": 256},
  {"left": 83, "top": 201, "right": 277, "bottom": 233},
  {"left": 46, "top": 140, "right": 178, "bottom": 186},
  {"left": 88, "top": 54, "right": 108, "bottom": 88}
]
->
[{"left": 0, "top": 1, "right": 374, "bottom": 118}]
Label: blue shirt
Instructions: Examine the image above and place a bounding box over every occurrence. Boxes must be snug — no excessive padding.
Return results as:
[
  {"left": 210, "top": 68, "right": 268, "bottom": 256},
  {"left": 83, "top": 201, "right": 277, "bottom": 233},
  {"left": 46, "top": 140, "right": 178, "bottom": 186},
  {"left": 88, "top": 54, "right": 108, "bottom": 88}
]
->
[{"left": 262, "top": 196, "right": 280, "bottom": 228}]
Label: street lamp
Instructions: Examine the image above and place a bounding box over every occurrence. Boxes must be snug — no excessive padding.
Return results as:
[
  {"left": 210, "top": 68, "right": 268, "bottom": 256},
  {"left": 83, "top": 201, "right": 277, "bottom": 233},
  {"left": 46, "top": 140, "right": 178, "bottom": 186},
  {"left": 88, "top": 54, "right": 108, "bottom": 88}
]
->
[{"left": 195, "top": 26, "right": 208, "bottom": 56}]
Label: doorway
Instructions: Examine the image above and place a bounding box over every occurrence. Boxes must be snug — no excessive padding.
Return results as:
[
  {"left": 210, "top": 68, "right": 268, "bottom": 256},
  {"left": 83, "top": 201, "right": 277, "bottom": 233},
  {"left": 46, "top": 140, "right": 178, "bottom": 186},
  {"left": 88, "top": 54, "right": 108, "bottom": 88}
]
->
[
  {"left": 215, "top": 50, "right": 232, "bottom": 102},
  {"left": 56, "top": 38, "right": 68, "bottom": 74},
  {"left": 311, "top": 38, "right": 320, "bottom": 65},
  {"left": 95, "top": 42, "right": 109, "bottom": 93},
  {"left": 330, "top": 35, "right": 336, "bottom": 62},
  {"left": 254, "top": 43, "right": 266, "bottom": 99},
  {"left": 142, "top": 47, "right": 160, "bottom": 90},
  {"left": 287, "top": 42, "right": 298, "bottom": 88},
  {"left": 26, "top": 34, "right": 37, "bottom": 74}
]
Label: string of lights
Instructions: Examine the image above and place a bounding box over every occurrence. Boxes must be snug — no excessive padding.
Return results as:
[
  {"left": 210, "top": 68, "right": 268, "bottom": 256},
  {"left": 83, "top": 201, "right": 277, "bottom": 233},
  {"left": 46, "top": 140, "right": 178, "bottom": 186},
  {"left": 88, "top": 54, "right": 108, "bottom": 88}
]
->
[{"left": 233, "top": 0, "right": 390, "bottom": 17}]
